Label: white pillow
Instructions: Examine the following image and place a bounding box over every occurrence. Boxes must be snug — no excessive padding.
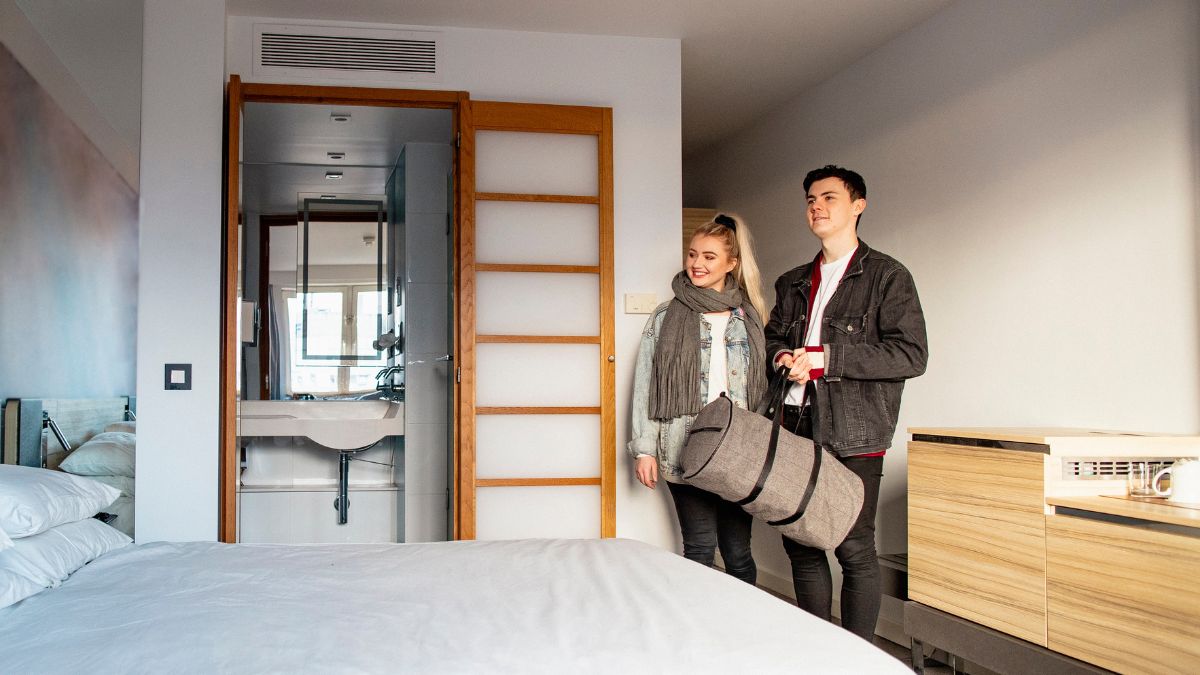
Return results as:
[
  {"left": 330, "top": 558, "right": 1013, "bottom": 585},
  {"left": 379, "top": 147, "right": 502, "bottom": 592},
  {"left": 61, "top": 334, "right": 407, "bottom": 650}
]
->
[
  {"left": 0, "top": 518, "right": 131, "bottom": 608},
  {"left": 0, "top": 465, "right": 121, "bottom": 538},
  {"left": 0, "top": 524, "right": 12, "bottom": 552},
  {"left": 89, "top": 475, "right": 135, "bottom": 498},
  {"left": 104, "top": 420, "right": 136, "bottom": 434},
  {"left": 59, "top": 431, "right": 135, "bottom": 477}
]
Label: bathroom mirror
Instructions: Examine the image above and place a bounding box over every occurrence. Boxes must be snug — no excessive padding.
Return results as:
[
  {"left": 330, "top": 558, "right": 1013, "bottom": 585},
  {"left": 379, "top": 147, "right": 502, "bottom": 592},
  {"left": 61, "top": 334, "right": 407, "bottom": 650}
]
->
[
  {"left": 296, "top": 196, "right": 387, "bottom": 364},
  {"left": 237, "top": 101, "right": 452, "bottom": 401}
]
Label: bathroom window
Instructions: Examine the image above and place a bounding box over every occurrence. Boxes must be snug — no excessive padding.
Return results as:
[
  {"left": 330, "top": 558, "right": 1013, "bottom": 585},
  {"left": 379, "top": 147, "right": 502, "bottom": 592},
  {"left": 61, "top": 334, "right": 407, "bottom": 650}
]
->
[{"left": 284, "top": 285, "right": 386, "bottom": 396}]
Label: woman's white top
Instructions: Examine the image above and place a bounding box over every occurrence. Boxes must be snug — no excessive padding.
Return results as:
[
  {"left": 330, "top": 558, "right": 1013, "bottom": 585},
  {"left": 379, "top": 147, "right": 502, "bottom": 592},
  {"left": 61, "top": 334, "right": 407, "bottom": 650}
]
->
[{"left": 704, "top": 311, "right": 731, "bottom": 403}]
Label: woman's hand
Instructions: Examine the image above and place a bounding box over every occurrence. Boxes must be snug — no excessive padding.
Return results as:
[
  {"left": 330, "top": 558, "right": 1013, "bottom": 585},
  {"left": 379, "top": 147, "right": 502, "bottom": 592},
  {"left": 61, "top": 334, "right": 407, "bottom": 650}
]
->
[{"left": 635, "top": 455, "right": 658, "bottom": 489}]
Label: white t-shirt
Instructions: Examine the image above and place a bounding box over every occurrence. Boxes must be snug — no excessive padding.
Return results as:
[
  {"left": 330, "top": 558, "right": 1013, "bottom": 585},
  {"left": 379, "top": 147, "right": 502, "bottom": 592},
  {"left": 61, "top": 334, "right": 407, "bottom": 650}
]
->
[
  {"left": 785, "top": 248, "right": 856, "bottom": 406},
  {"left": 704, "top": 312, "right": 731, "bottom": 403}
]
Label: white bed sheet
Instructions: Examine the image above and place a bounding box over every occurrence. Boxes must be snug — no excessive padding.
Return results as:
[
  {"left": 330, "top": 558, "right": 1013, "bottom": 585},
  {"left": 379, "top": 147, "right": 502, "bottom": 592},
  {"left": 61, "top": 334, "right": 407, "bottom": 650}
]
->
[{"left": 0, "top": 538, "right": 907, "bottom": 674}]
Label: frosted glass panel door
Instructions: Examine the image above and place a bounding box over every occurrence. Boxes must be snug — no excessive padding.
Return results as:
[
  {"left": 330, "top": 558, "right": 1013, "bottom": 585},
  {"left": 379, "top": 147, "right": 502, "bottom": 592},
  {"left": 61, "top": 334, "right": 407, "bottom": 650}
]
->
[{"left": 459, "top": 102, "right": 614, "bottom": 540}]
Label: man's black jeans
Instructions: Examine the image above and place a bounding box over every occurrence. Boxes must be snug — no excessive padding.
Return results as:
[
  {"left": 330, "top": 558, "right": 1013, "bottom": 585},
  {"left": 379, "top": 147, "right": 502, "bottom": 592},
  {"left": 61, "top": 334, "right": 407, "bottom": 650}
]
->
[
  {"left": 666, "top": 481, "right": 757, "bottom": 585},
  {"left": 782, "top": 405, "right": 883, "bottom": 641}
]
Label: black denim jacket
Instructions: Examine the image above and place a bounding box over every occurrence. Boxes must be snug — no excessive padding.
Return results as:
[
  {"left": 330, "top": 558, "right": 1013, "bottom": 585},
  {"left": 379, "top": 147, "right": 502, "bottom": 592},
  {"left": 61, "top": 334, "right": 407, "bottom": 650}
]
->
[{"left": 765, "top": 241, "right": 928, "bottom": 457}]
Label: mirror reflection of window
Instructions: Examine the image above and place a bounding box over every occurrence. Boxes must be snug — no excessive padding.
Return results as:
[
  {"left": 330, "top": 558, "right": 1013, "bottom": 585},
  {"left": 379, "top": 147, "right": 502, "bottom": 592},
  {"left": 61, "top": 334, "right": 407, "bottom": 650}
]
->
[
  {"left": 284, "top": 288, "right": 386, "bottom": 397},
  {"left": 301, "top": 290, "right": 345, "bottom": 359}
]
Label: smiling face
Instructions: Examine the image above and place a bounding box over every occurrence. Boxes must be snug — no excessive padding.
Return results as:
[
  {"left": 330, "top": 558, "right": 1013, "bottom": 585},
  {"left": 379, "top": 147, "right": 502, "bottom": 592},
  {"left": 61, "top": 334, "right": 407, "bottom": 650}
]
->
[
  {"left": 806, "top": 176, "right": 865, "bottom": 243},
  {"left": 686, "top": 233, "right": 738, "bottom": 291}
]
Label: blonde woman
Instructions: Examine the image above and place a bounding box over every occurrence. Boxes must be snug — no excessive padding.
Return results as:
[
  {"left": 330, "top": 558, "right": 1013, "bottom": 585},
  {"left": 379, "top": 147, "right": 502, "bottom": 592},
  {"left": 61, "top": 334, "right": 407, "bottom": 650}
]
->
[{"left": 629, "top": 213, "right": 768, "bottom": 583}]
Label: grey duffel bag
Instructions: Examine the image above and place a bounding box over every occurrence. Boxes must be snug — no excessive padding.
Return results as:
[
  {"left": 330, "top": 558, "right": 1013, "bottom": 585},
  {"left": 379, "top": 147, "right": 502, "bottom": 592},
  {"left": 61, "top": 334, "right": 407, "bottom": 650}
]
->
[{"left": 679, "top": 380, "right": 864, "bottom": 550}]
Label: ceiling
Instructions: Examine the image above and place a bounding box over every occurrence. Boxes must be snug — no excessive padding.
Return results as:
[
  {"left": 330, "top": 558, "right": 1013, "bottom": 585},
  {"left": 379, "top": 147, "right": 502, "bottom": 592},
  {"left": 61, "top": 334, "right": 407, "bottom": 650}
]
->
[
  {"left": 241, "top": 102, "right": 453, "bottom": 214},
  {"left": 227, "top": 0, "right": 954, "bottom": 157}
]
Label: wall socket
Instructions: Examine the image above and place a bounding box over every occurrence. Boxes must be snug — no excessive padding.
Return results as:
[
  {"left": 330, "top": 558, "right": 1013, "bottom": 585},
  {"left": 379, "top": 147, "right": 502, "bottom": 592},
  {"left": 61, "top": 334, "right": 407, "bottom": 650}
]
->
[{"left": 624, "top": 293, "right": 658, "bottom": 314}]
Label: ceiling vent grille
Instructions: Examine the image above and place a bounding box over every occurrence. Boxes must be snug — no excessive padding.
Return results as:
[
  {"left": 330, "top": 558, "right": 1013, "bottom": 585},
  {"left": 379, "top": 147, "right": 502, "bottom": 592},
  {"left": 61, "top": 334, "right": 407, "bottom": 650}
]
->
[{"left": 253, "top": 24, "right": 441, "bottom": 83}]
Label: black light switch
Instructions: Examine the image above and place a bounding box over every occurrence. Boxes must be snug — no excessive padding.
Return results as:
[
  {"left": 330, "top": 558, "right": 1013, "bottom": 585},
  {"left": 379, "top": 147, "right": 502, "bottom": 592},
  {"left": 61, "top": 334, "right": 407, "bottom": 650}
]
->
[{"left": 164, "top": 363, "right": 192, "bottom": 390}]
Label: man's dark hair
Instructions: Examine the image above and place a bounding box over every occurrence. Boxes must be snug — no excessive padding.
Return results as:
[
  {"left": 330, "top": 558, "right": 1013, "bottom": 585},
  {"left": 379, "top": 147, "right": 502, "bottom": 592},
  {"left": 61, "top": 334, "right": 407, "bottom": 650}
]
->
[{"left": 803, "top": 165, "right": 866, "bottom": 202}]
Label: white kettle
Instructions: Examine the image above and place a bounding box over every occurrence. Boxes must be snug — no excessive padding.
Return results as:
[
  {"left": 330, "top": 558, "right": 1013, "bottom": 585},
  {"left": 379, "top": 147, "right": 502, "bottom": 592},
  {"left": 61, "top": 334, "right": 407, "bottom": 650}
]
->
[{"left": 1153, "top": 458, "right": 1200, "bottom": 503}]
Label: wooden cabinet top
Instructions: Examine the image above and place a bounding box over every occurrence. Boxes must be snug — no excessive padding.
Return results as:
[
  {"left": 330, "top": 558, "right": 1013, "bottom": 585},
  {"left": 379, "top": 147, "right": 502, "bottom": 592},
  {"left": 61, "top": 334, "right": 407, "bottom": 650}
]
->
[
  {"left": 1048, "top": 495, "right": 1200, "bottom": 529},
  {"left": 910, "top": 427, "right": 1200, "bottom": 457},
  {"left": 909, "top": 427, "right": 1200, "bottom": 444}
]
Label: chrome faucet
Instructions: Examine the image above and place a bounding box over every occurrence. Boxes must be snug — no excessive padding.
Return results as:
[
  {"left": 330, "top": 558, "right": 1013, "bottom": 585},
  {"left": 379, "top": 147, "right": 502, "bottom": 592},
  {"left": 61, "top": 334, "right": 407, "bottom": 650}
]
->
[{"left": 375, "top": 365, "right": 405, "bottom": 400}]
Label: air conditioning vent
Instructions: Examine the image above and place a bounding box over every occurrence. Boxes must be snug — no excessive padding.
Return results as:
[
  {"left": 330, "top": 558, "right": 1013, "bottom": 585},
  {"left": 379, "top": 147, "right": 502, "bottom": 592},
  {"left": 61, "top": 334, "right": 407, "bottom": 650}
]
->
[
  {"left": 253, "top": 24, "right": 441, "bottom": 83},
  {"left": 1062, "top": 457, "right": 1174, "bottom": 480}
]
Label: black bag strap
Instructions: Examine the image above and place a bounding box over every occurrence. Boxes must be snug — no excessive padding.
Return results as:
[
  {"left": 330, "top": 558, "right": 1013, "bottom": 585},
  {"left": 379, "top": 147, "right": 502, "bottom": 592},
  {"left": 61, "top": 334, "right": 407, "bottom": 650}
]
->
[
  {"left": 735, "top": 367, "right": 790, "bottom": 506},
  {"left": 768, "top": 379, "right": 823, "bottom": 526}
]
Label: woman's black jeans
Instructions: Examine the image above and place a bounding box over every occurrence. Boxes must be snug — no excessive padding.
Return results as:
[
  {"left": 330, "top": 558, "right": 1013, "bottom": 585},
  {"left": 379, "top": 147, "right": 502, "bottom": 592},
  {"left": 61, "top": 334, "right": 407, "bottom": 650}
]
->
[
  {"left": 783, "top": 405, "right": 884, "bottom": 642},
  {"left": 666, "top": 481, "right": 757, "bottom": 585}
]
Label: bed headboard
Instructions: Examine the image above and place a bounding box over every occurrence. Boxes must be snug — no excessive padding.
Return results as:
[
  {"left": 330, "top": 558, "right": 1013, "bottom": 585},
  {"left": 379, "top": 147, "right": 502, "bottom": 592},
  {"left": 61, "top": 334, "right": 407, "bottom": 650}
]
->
[{"left": 1, "top": 397, "right": 135, "bottom": 469}]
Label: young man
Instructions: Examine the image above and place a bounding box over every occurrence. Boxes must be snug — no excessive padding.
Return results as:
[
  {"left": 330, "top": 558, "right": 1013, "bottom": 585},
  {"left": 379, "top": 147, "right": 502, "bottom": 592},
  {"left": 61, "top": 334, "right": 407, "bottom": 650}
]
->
[{"left": 765, "top": 165, "right": 927, "bottom": 641}]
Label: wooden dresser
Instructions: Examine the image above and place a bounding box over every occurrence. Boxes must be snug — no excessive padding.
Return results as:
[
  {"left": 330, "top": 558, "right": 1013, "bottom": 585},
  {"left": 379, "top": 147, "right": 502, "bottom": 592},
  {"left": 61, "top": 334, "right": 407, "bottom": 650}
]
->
[{"left": 907, "top": 428, "right": 1200, "bottom": 674}]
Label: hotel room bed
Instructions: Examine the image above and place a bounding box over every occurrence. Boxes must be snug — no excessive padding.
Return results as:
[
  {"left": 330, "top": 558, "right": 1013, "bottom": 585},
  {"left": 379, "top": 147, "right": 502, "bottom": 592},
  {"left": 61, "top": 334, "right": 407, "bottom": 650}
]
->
[{"left": 0, "top": 537, "right": 906, "bottom": 673}]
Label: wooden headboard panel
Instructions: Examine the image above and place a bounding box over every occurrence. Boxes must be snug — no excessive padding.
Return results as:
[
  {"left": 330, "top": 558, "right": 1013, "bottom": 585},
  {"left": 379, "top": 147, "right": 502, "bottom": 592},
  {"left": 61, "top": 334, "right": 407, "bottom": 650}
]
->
[{"left": 1, "top": 397, "right": 134, "bottom": 469}]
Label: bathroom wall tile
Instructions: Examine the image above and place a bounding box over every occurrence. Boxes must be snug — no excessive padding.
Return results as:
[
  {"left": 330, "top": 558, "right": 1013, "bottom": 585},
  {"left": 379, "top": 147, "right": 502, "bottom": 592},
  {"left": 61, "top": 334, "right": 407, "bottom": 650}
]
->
[
  {"left": 290, "top": 489, "right": 398, "bottom": 543},
  {"left": 402, "top": 355, "right": 451, "bottom": 424},
  {"left": 240, "top": 437, "right": 297, "bottom": 486},
  {"left": 241, "top": 490, "right": 398, "bottom": 544},
  {"left": 403, "top": 422, "right": 449, "bottom": 493},
  {"left": 404, "top": 283, "right": 449, "bottom": 354},
  {"left": 405, "top": 211, "right": 449, "bottom": 284},
  {"left": 241, "top": 438, "right": 396, "bottom": 487},
  {"left": 403, "top": 143, "right": 452, "bottom": 214},
  {"left": 238, "top": 491, "right": 294, "bottom": 543},
  {"left": 404, "top": 492, "right": 449, "bottom": 543}
]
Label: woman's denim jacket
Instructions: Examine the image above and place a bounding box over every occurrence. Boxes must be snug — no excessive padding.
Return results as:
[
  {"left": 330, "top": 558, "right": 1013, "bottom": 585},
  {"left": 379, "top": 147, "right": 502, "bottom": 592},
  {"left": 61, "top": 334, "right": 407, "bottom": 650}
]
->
[{"left": 628, "top": 302, "right": 755, "bottom": 483}]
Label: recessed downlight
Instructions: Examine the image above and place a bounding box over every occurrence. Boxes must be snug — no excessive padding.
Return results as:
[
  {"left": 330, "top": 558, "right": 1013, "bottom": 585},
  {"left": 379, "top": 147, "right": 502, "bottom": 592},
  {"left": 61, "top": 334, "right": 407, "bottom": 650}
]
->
[
  {"left": 330, "top": 112, "right": 351, "bottom": 122},
  {"left": 325, "top": 171, "right": 343, "bottom": 180},
  {"left": 327, "top": 151, "right": 346, "bottom": 160}
]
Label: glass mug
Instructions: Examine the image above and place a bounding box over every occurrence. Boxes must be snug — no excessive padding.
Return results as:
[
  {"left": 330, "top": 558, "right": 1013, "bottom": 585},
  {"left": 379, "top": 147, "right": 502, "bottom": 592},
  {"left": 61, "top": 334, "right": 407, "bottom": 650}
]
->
[{"left": 1127, "top": 462, "right": 1155, "bottom": 497}]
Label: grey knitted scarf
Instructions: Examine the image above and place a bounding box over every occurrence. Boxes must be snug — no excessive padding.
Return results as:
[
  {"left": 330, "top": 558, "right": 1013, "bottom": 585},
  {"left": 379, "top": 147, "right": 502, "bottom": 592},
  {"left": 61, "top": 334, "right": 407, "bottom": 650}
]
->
[{"left": 649, "top": 271, "right": 767, "bottom": 420}]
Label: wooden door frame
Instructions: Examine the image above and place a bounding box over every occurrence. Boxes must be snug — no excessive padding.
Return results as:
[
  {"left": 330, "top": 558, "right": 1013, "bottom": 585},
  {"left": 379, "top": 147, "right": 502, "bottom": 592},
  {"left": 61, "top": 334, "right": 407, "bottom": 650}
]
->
[
  {"left": 220, "top": 77, "right": 471, "bottom": 542},
  {"left": 460, "top": 102, "right": 615, "bottom": 539}
]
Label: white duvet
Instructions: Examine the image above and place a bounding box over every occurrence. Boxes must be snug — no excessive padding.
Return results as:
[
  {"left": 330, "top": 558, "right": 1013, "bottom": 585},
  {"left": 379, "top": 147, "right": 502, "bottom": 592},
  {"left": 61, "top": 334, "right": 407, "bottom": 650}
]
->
[{"left": 0, "top": 538, "right": 907, "bottom": 674}]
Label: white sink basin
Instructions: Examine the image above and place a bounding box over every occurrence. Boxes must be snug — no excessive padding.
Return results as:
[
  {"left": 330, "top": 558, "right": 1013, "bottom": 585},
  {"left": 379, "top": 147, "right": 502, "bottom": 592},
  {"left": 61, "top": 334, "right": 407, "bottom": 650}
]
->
[{"left": 239, "top": 400, "right": 404, "bottom": 449}]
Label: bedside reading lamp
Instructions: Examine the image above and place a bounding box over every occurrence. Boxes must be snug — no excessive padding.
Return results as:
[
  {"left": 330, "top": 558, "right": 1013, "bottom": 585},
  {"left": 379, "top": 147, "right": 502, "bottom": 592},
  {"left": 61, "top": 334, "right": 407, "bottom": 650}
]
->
[{"left": 43, "top": 411, "right": 73, "bottom": 464}]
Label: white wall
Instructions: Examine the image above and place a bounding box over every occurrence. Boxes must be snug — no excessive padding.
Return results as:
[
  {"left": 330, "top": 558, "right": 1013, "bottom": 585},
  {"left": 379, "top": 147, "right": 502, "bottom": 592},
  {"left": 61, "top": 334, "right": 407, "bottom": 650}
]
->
[
  {"left": 0, "top": 0, "right": 140, "bottom": 187},
  {"left": 136, "top": 0, "right": 227, "bottom": 541},
  {"left": 686, "top": 0, "right": 1199, "bottom": 629},
  {"left": 0, "top": 44, "right": 137, "bottom": 403},
  {"left": 14, "top": 0, "right": 143, "bottom": 159},
  {"left": 138, "top": 12, "right": 683, "bottom": 545}
]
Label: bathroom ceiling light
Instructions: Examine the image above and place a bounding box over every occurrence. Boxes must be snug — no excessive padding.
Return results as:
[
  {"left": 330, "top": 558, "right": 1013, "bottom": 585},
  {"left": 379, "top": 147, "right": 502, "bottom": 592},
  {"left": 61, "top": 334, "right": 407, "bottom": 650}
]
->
[
  {"left": 325, "top": 171, "right": 343, "bottom": 180},
  {"left": 330, "top": 112, "right": 351, "bottom": 122},
  {"left": 327, "top": 151, "right": 346, "bottom": 160}
]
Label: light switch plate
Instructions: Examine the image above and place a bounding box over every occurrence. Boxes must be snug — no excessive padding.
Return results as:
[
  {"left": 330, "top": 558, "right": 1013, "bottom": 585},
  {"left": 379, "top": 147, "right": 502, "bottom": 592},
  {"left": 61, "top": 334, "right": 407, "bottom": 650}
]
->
[
  {"left": 164, "top": 363, "right": 192, "bottom": 390},
  {"left": 624, "top": 293, "right": 658, "bottom": 314}
]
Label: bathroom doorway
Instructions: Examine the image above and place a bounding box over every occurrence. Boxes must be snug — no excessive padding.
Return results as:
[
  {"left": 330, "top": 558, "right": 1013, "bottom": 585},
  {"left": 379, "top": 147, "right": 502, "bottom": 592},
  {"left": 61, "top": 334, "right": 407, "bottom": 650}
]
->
[
  {"left": 221, "top": 79, "right": 617, "bottom": 544},
  {"left": 225, "top": 82, "right": 460, "bottom": 544}
]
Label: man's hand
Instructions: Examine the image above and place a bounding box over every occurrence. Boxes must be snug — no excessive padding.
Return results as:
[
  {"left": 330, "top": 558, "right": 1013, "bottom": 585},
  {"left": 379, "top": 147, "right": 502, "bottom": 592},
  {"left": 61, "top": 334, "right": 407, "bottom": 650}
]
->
[
  {"left": 778, "top": 351, "right": 812, "bottom": 386},
  {"left": 635, "top": 455, "right": 658, "bottom": 489}
]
